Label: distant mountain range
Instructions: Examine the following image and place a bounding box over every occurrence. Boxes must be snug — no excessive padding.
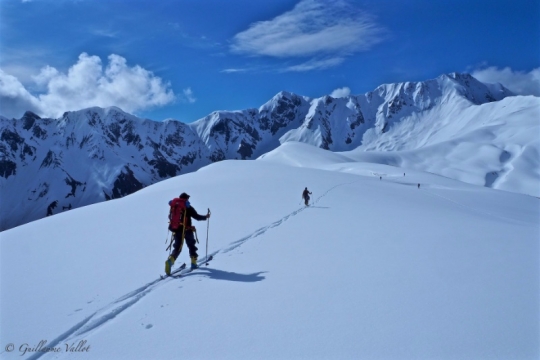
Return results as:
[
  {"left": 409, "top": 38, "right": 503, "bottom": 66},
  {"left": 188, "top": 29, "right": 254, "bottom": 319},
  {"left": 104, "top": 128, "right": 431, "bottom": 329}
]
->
[{"left": 1, "top": 72, "right": 537, "bottom": 231}]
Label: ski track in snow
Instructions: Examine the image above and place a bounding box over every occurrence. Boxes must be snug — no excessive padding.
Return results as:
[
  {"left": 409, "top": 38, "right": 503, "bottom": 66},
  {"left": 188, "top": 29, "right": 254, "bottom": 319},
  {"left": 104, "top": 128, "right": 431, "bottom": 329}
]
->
[
  {"left": 32, "top": 180, "right": 360, "bottom": 359},
  {"left": 26, "top": 282, "right": 159, "bottom": 360},
  {"left": 222, "top": 180, "right": 360, "bottom": 253},
  {"left": 376, "top": 172, "right": 527, "bottom": 225},
  {"left": 29, "top": 175, "right": 524, "bottom": 359}
]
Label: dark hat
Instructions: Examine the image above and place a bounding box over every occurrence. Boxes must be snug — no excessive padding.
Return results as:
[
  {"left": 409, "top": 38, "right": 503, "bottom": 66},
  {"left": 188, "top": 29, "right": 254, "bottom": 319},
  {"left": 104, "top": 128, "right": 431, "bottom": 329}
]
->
[{"left": 179, "top": 192, "right": 190, "bottom": 199}]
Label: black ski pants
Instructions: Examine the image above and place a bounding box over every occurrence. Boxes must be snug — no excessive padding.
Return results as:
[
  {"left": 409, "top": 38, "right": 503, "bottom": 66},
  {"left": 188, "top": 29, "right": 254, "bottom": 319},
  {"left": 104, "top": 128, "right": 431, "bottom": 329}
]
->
[{"left": 171, "top": 229, "right": 198, "bottom": 260}]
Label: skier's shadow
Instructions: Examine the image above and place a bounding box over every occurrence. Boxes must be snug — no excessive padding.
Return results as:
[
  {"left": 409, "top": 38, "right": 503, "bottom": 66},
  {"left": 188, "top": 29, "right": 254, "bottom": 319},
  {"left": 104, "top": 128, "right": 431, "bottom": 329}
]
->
[{"left": 182, "top": 267, "right": 266, "bottom": 282}]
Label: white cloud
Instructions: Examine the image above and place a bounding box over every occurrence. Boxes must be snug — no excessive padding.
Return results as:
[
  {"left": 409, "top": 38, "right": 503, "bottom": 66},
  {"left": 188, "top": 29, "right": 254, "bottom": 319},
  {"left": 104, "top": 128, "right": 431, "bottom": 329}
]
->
[
  {"left": 90, "top": 28, "right": 119, "bottom": 38},
  {"left": 472, "top": 66, "right": 540, "bottom": 96},
  {"left": 0, "top": 53, "right": 176, "bottom": 118},
  {"left": 32, "top": 65, "right": 59, "bottom": 87},
  {"left": 183, "top": 87, "right": 196, "bottom": 103},
  {"left": 330, "top": 87, "right": 351, "bottom": 98},
  {"left": 283, "top": 57, "right": 345, "bottom": 72},
  {"left": 230, "top": 0, "right": 385, "bottom": 64},
  {"left": 0, "top": 69, "right": 43, "bottom": 117},
  {"left": 221, "top": 68, "right": 248, "bottom": 74}
]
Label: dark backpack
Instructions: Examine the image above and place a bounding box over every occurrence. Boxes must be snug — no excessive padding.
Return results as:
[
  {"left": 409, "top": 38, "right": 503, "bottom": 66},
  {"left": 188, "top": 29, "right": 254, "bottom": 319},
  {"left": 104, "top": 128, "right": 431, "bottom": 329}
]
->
[{"left": 168, "top": 198, "right": 187, "bottom": 231}]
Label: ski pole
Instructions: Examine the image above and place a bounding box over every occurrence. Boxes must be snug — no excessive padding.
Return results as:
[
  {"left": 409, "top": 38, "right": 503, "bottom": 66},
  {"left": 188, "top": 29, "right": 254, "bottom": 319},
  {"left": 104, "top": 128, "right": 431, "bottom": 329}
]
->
[
  {"left": 206, "top": 208, "right": 211, "bottom": 265},
  {"left": 166, "top": 232, "right": 174, "bottom": 252}
]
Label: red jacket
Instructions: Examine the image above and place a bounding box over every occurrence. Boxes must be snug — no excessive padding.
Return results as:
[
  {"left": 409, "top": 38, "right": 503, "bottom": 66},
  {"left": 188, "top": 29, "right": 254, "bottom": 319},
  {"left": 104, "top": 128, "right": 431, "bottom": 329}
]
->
[{"left": 168, "top": 198, "right": 207, "bottom": 231}]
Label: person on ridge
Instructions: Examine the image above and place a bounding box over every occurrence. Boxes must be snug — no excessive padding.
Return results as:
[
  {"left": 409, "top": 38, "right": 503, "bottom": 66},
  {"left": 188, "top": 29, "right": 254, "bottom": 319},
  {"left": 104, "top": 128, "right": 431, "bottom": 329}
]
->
[
  {"left": 165, "top": 192, "right": 210, "bottom": 274},
  {"left": 302, "top": 187, "right": 312, "bottom": 206}
]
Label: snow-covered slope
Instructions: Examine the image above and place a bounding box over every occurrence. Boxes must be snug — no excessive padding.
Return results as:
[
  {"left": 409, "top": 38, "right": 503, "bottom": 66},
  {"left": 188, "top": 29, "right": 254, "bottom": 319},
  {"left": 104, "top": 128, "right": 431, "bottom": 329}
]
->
[
  {"left": 1, "top": 144, "right": 538, "bottom": 359},
  {"left": 280, "top": 73, "right": 513, "bottom": 151},
  {"left": 191, "top": 91, "right": 311, "bottom": 160},
  {"left": 263, "top": 91, "right": 540, "bottom": 198},
  {"left": 1, "top": 72, "right": 537, "bottom": 232}
]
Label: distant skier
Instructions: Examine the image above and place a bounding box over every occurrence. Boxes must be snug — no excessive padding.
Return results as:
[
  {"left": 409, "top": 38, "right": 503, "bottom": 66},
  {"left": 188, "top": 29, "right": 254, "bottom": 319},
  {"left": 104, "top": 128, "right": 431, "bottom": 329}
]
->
[
  {"left": 418, "top": 183, "right": 420, "bottom": 189},
  {"left": 165, "top": 193, "right": 210, "bottom": 275},
  {"left": 302, "top": 187, "right": 312, "bottom": 206}
]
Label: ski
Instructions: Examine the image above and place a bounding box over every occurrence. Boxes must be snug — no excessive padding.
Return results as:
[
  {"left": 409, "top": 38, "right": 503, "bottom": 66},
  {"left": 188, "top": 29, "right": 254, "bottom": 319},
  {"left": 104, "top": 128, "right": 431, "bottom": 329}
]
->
[
  {"left": 172, "top": 255, "right": 214, "bottom": 278},
  {"left": 160, "top": 262, "right": 186, "bottom": 279}
]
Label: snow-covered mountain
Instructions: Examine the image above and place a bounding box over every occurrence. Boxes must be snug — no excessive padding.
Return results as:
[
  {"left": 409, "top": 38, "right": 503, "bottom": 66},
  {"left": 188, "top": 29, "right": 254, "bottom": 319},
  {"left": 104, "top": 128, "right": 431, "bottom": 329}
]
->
[
  {"left": 1, "top": 143, "right": 538, "bottom": 359},
  {"left": 1, "top": 72, "right": 538, "bottom": 231},
  {"left": 281, "top": 72, "right": 513, "bottom": 151}
]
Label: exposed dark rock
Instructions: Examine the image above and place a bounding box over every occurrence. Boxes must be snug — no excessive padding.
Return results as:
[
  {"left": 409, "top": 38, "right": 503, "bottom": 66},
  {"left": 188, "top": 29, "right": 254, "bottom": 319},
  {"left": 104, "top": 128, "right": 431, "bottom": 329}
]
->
[
  {"left": 37, "top": 182, "right": 50, "bottom": 198},
  {"left": 46, "top": 200, "right": 58, "bottom": 216},
  {"left": 382, "top": 122, "right": 389, "bottom": 134},
  {"left": 238, "top": 140, "right": 256, "bottom": 159},
  {"left": 32, "top": 124, "right": 47, "bottom": 139},
  {"left": 79, "top": 135, "right": 92, "bottom": 149},
  {"left": 109, "top": 166, "right": 144, "bottom": 199},
  {"left": 211, "top": 118, "right": 232, "bottom": 142},
  {"left": 22, "top": 111, "right": 40, "bottom": 130},
  {"left": 1, "top": 129, "right": 24, "bottom": 152},
  {"left": 0, "top": 160, "right": 16, "bottom": 178},
  {"left": 64, "top": 175, "right": 83, "bottom": 198},
  {"left": 209, "top": 149, "right": 226, "bottom": 162},
  {"left": 106, "top": 122, "right": 121, "bottom": 145},
  {"left": 40, "top": 150, "right": 62, "bottom": 169},
  {"left": 147, "top": 150, "right": 180, "bottom": 178},
  {"left": 350, "top": 113, "right": 364, "bottom": 130}
]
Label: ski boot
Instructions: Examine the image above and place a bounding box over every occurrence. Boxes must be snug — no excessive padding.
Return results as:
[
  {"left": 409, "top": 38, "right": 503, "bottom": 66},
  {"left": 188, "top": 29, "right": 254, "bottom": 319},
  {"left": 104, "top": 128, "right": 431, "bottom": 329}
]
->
[
  {"left": 190, "top": 257, "right": 199, "bottom": 270},
  {"left": 165, "top": 255, "right": 175, "bottom": 275}
]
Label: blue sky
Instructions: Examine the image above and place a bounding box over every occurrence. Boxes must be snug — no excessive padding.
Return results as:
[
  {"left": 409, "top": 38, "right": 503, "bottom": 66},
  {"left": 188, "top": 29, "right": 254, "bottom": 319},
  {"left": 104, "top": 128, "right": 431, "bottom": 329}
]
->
[{"left": 1, "top": 0, "right": 539, "bottom": 122}]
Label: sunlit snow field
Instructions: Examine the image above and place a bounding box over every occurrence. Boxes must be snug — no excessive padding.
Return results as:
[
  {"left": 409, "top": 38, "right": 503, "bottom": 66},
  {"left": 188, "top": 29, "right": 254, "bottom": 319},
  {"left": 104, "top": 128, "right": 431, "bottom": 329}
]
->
[{"left": 1, "top": 142, "right": 538, "bottom": 360}]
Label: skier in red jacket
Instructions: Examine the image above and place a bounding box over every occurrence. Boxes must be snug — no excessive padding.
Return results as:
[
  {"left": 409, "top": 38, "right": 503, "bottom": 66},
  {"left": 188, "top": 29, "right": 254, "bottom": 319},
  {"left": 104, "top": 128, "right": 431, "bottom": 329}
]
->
[{"left": 165, "top": 192, "right": 210, "bottom": 274}]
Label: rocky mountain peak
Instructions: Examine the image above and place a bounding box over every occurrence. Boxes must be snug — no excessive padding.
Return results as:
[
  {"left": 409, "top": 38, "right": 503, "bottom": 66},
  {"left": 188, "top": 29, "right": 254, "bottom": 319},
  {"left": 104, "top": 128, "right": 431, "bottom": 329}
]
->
[{"left": 0, "top": 73, "right": 519, "bottom": 231}]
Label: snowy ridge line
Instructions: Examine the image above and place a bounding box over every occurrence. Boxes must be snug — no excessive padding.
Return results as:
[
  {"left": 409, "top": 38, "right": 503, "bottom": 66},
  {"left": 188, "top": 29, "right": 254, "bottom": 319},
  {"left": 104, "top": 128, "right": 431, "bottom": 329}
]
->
[{"left": 222, "top": 180, "right": 362, "bottom": 254}]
